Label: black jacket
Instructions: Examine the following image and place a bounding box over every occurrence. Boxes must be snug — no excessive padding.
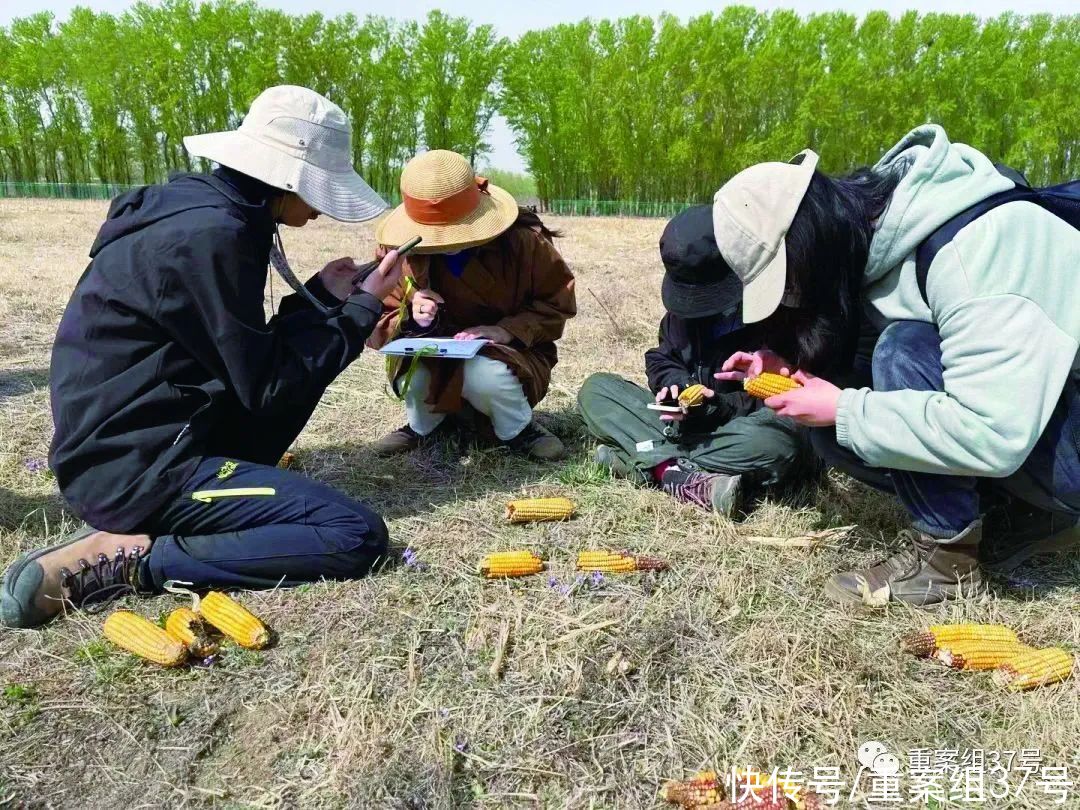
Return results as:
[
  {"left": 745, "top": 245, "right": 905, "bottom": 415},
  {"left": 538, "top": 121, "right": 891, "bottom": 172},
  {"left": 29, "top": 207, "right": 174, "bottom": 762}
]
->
[
  {"left": 49, "top": 169, "right": 383, "bottom": 533},
  {"left": 644, "top": 311, "right": 765, "bottom": 429}
]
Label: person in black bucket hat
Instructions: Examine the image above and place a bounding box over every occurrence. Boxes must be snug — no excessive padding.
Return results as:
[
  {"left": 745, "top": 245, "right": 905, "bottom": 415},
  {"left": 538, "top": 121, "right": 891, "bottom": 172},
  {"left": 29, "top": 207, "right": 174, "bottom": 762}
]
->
[{"left": 577, "top": 204, "right": 812, "bottom": 517}]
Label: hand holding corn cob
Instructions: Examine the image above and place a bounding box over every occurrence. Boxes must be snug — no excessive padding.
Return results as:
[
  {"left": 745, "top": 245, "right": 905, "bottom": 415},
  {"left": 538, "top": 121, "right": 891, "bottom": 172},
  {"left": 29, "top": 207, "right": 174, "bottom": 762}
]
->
[{"left": 743, "top": 372, "right": 801, "bottom": 400}]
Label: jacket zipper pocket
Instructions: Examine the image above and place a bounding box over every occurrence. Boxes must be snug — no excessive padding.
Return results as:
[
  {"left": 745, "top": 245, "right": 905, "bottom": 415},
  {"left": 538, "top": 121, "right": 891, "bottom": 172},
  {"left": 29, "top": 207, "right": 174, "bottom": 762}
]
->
[{"left": 191, "top": 487, "right": 276, "bottom": 503}]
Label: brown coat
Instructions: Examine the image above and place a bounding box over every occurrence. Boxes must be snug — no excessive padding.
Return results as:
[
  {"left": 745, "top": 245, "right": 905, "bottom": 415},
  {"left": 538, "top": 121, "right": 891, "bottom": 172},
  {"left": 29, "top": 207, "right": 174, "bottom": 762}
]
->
[{"left": 367, "top": 224, "right": 576, "bottom": 414}]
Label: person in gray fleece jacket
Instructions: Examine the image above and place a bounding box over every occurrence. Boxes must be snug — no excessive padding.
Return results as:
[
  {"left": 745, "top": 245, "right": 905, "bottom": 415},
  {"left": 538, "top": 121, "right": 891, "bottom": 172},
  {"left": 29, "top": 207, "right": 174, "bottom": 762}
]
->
[{"left": 712, "top": 126, "right": 1079, "bottom": 606}]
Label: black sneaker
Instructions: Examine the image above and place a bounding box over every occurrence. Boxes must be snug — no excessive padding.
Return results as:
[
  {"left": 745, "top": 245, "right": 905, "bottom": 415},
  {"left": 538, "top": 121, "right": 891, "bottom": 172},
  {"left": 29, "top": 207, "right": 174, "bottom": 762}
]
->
[
  {"left": 661, "top": 470, "right": 742, "bottom": 517},
  {"left": 594, "top": 445, "right": 650, "bottom": 486},
  {"left": 506, "top": 421, "right": 565, "bottom": 460},
  {"left": 373, "top": 425, "right": 424, "bottom": 456},
  {"left": 980, "top": 499, "right": 1080, "bottom": 573}
]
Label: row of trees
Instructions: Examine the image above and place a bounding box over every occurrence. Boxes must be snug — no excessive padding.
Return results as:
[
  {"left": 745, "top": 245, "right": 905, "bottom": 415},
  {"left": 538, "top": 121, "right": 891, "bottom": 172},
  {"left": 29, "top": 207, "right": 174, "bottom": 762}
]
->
[{"left": 1, "top": 3, "right": 1077, "bottom": 203}]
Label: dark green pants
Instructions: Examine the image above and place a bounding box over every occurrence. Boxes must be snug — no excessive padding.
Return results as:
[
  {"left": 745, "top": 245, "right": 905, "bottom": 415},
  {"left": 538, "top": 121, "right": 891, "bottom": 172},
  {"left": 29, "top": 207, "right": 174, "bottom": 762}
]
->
[{"left": 577, "top": 373, "right": 809, "bottom": 487}]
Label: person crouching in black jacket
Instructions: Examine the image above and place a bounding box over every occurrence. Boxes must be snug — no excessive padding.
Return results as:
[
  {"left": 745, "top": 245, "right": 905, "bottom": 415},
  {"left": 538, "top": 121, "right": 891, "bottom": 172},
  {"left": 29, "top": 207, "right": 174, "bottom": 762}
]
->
[
  {"left": 1, "top": 86, "right": 406, "bottom": 628},
  {"left": 577, "top": 205, "right": 811, "bottom": 517}
]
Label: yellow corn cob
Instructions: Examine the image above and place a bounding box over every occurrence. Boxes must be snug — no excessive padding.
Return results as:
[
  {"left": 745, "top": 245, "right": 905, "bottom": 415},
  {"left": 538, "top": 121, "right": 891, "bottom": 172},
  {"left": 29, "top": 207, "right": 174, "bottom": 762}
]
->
[
  {"left": 277, "top": 452, "right": 295, "bottom": 469},
  {"left": 103, "top": 610, "right": 188, "bottom": 667},
  {"left": 576, "top": 549, "right": 670, "bottom": 574},
  {"left": 993, "top": 647, "right": 1075, "bottom": 691},
  {"left": 479, "top": 550, "right": 545, "bottom": 578},
  {"left": 198, "top": 591, "right": 271, "bottom": 649},
  {"left": 743, "top": 372, "right": 801, "bottom": 400},
  {"left": 505, "top": 497, "right": 576, "bottom": 523},
  {"left": 901, "top": 623, "right": 1019, "bottom": 657},
  {"left": 661, "top": 771, "right": 724, "bottom": 807},
  {"left": 933, "top": 639, "right": 1028, "bottom": 671},
  {"left": 165, "top": 607, "right": 221, "bottom": 658},
  {"left": 678, "top": 384, "right": 709, "bottom": 409}
]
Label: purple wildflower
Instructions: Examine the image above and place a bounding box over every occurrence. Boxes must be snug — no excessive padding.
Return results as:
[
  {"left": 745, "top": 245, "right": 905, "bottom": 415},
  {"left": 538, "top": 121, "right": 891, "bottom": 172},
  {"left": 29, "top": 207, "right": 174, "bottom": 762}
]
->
[
  {"left": 402, "top": 547, "right": 425, "bottom": 571},
  {"left": 23, "top": 458, "right": 47, "bottom": 474},
  {"left": 589, "top": 571, "right": 605, "bottom": 587},
  {"left": 438, "top": 708, "right": 450, "bottom": 720},
  {"left": 547, "top": 575, "right": 559, "bottom": 589},
  {"left": 453, "top": 736, "right": 469, "bottom": 754}
]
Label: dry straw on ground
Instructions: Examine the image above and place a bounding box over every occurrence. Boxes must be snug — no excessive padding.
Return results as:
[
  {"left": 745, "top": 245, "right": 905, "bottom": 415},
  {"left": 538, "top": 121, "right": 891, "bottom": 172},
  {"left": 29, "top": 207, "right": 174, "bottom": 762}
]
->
[{"left": 0, "top": 200, "right": 1077, "bottom": 808}]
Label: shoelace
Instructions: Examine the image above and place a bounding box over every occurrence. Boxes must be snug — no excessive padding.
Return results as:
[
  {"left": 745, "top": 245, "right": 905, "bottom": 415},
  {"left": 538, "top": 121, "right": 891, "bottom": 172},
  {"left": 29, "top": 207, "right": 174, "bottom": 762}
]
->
[
  {"left": 663, "top": 473, "right": 714, "bottom": 510},
  {"left": 59, "top": 546, "right": 146, "bottom": 613}
]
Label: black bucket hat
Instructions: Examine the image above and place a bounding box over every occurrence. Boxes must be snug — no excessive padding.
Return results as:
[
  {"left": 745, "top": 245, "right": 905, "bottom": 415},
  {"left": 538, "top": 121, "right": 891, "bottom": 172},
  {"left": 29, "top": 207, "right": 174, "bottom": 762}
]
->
[{"left": 660, "top": 204, "right": 742, "bottom": 319}]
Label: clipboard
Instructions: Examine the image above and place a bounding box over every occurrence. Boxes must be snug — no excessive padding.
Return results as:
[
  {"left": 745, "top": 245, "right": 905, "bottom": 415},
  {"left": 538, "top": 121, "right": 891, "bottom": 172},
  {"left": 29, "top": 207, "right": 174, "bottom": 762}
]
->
[{"left": 379, "top": 337, "right": 488, "bottom": 359}]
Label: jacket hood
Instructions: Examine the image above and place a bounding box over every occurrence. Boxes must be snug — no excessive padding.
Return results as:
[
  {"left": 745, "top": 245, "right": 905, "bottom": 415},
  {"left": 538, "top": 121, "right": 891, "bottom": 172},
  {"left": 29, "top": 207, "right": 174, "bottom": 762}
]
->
[
  {"left": 865, "top": 125, "right": 1014, "bottom": 284},
  {"left": 89, "top": 168, "right": 276, "bottom": 258}
]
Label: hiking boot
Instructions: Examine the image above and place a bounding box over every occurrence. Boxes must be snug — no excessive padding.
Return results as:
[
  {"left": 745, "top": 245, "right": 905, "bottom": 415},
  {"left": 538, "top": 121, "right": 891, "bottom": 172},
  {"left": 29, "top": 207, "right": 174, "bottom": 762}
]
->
[
  {"left": 1, "top": 524, "right": 151, "bottom": 628},
  {"left": 594, "top": 445, "right": 650, "bottom": 486},
  {"left": 373, "top": 425, "right": 425, "bottom": 456},
  {"left": 506, "top": 421, "right": 565, "bottom": 460},
  {"left": 661, "top": 470, "right": 743, "bottom": 517},
  {"left": 980, "top": 500, "right": 1080, "bottom": 574},
  {"left": 824, "top": 521, "right": 983, "bottom": 607}
]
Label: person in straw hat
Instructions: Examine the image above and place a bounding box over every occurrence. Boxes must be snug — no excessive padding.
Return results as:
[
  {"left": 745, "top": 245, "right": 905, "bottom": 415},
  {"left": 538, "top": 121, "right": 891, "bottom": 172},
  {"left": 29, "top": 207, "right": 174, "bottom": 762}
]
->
[
  {"left": 368, "top": 150, "right": 576, "bottom": 459},
  {"left": 2, "top": 86, "right": 405, "bottom": 629}
]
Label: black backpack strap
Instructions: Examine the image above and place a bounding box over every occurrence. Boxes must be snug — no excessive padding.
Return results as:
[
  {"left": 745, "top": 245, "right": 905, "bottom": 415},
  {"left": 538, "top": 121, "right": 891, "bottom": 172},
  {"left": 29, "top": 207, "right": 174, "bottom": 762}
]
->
[{"left": 915, "top": 186, "right": 1035, "bottom": 305}]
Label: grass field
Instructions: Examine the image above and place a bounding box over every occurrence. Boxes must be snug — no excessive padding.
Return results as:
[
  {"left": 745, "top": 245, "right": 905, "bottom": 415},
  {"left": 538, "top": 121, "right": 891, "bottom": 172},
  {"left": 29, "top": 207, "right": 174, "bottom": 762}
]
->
[{"left": 0, "top": 199, "right": 1078, "bottom": 809}]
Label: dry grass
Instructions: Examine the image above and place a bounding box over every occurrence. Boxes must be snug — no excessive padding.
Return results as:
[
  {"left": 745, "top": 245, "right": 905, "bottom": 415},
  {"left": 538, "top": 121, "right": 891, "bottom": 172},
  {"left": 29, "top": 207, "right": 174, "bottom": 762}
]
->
[{"left": 1, "top": 199, "right": 1078, "bottom": 809}]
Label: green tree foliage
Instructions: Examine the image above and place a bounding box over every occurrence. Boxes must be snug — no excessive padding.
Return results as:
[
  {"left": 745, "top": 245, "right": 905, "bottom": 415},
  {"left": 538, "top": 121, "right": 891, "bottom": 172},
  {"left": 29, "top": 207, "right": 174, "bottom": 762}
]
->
[
  {"left": 0, "top": 3, "right": 507, "bottom": 190},
  {"left": 501, "top": 9, "right": 1080, "bottom": 204},
  {"left": 0, "top": 3, "right": 1076, "bottom": 205}
]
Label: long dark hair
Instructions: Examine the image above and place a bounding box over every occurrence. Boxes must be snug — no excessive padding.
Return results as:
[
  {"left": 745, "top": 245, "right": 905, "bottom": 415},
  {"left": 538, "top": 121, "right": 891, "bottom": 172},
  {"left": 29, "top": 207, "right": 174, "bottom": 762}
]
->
[{"left": 764, "top": 166, "right": 901, "bottom": 375}]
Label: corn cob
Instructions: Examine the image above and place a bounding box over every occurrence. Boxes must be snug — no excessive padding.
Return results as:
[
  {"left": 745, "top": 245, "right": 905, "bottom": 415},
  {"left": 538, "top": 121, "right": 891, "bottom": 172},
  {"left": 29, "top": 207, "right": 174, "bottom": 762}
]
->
[
  {"left": 198, "top": 591, "right": 271, "bottom": 649},
  {"left": 576, "top": 549, "right": 670, "bottom": 574},
  {"left": 933, "top": 639, "right": 1028, "bottom": 671},
  {"left": 743, "top": 372, "right": 800, "bottom": 400},
  {"left": 901, "top": 623, "right": 1019, "bottom": 657},
  {"left": 165, "top": 606, "right": 221, "bottom": 658},
  {"left": 993, "top": 647, "right": 1074, "bottom": 691},
  {"left": 478, "top": 550, "right": 545, "bottom": 578},
  {"left": 277, "top": 451, "right": 295, "bottom": 469},
  {"left": 678, "top": 384, "right": 710, "bottom": 409},
  {"left": 103, "top": 610, "right": 188, "bottom": 667},
  {"left": 661, "top": 771, "right": 724, "bottom": 807},
  {"left": 505, "top": 497, "right": 576, "bottom": 523}
]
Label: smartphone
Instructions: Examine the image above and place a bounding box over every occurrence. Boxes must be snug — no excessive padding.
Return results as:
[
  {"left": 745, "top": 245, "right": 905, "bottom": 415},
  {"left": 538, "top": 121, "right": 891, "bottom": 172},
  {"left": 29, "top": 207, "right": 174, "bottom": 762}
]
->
[
  {"left": 647, "top": 403, "right": 683, "bottom": 413},
  {"left": 351, "top": 236, "right": 423, "bottom": 286}
]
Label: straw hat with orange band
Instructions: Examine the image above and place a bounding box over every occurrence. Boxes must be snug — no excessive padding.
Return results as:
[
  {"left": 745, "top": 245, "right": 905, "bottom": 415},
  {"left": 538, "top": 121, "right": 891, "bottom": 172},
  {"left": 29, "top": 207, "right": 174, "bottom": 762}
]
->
[{"left": 376, "top": 150, "right": 520, "bottom": 254}]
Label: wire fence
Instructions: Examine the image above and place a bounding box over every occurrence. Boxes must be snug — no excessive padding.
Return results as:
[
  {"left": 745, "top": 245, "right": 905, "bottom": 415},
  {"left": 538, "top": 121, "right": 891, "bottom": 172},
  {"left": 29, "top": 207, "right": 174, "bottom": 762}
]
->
[
  {"left": 0, "top": 181, "right": 693, "bottom": 219},
  {"left": 543, "top": 198, "right": 698, "bottom": 218}
]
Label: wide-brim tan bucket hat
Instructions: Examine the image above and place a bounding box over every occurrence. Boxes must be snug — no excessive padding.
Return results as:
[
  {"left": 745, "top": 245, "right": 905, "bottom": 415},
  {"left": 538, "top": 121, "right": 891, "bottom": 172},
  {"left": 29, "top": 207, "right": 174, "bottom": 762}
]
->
[
  {"left": 183, "top": 85, "right": 387, "bottom": 223},
  {"left": 376, "top": 150, "right": 518, "bottom": 253}
]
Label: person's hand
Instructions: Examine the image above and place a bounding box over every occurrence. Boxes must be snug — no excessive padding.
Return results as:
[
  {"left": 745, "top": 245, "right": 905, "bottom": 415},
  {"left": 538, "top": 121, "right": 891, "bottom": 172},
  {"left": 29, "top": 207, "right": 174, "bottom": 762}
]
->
[
  {"left": 763, "top": 370, "right": 842, "bottom": 427},
  {"left": 318, "top": 257, "right": 365, "bottom": 302},
  {"left": 358, "top": 249, "right": 404, "bottom": 301},
  {"left": 454, "top": 325, "right": 513, "bottom": 344},
  {"left": 714, "top": 349, "right": 793, "bottom": 383},
  {"left": 657, "top": 384, "right": 715, "bottom": 423},
  {"left": 411, "top": 289, "right": 444, "bottom": 328}
]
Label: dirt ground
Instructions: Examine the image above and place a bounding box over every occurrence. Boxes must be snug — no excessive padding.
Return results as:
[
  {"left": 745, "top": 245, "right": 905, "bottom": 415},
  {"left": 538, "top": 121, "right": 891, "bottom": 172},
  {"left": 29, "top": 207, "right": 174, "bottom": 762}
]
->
[{"left": 0, "top": 199, "right": 1077, "bottom": 809}]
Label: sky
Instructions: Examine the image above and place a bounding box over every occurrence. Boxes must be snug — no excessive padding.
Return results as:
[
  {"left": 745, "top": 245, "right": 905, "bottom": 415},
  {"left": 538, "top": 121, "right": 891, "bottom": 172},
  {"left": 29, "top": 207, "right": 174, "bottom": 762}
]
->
[{"left": 4, "top": 0, "right": 1075, "bottom": 172}]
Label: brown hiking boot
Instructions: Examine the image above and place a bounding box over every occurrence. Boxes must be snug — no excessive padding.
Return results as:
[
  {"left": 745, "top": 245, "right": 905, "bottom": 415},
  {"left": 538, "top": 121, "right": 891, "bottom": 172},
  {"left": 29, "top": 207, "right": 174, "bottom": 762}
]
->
[
  {"left": 373, "top": 425, "right": 424, "bottom": 456},
  {"left": 824, "top": 521, "right": 983, "bottom": 607},
  {"left": 506, "top": 421, "right": 565, "bottom": 460},
  {"left": 1, "top": 524, "right": 152, "bottom": 628}
]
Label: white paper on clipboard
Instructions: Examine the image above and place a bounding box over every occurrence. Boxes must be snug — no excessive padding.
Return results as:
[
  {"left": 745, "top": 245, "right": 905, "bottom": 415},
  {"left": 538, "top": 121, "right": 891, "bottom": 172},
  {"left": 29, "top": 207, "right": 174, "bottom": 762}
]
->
[{"left": 378, "top": 337, "right": 488, "bottom": 359}]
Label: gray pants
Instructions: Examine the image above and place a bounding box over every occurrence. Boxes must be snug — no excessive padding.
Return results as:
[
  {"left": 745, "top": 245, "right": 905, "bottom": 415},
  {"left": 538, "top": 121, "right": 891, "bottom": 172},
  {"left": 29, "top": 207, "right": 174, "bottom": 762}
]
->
[{"left": 577, "top": 373, "right": 810, "bottom": 488}]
